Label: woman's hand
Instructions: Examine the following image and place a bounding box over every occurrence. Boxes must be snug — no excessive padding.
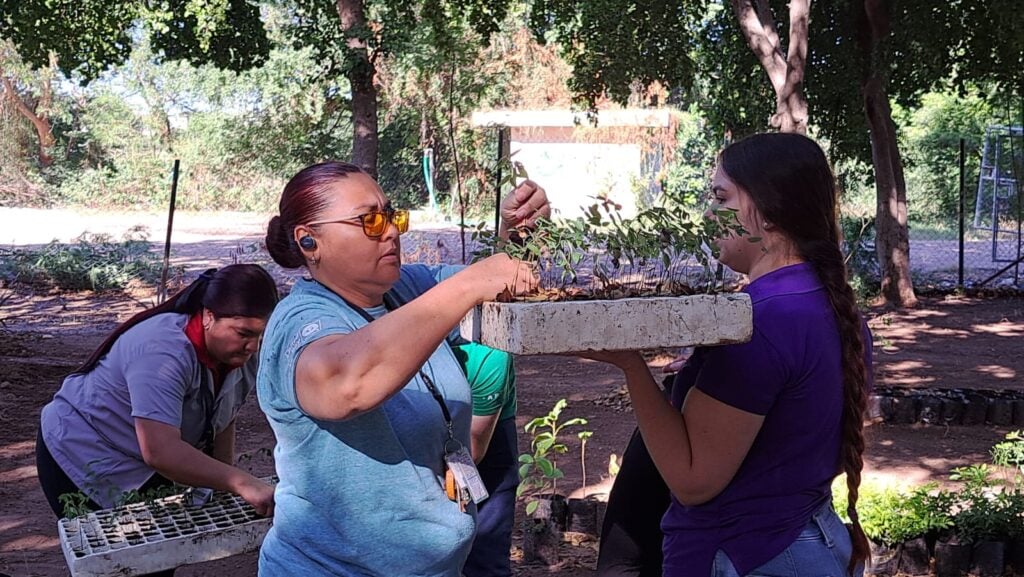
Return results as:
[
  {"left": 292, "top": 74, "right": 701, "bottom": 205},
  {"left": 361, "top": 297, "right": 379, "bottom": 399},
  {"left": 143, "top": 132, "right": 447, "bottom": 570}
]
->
[
  {"left": 136, "top": 417, "right": 276, "bottom": 516},
  {"left": 462, "top": 254, "right": 538, "bottom": 302},
  {"left": 235, "top": 476, "right": 275, "bottom": 517},
  {"left": 663, "top": 347, "right": 693, "bottom": 373},
  {"left": 570, "top": 349, "right": 647, "bottom": 372},
  {"left": 499, "top": 180, "right": 551, "bottom": 236}
]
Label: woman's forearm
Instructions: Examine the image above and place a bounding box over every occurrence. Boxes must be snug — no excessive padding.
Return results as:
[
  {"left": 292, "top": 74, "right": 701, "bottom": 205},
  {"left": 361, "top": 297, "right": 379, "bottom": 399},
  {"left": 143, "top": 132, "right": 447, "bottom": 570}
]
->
[
  {"left": 298, "top": 271, "right": 493, "bottom": 420},
  {"left": 298, "top": 254, "right": 535, "bottom": 421},
  {"left": 147, "top": 436, "right": 256, "bottom": 493},
  {"left": 210, "top": 420, "right": 236, "bottom": 465},
  {"left": 616, "top": 356, "right": 701, "bottom": 503}
]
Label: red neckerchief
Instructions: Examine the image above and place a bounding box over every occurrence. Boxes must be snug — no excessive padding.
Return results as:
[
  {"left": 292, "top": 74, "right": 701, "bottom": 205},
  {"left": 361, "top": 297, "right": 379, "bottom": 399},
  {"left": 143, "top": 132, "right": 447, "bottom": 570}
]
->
[{"left": 184, "top": 313, "right": 226, "bottom": 390}]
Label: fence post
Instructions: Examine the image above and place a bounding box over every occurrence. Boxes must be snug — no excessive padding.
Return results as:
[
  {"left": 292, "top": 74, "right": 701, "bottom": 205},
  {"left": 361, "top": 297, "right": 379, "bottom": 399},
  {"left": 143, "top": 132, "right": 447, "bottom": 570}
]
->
[
  {"left": 158, "top": 159, "right": 181, "bottom": 305},
  {"left": 494, "top": 126, "right": 510, "bottom": 233},
  {"left": 958, "top": 139, "right": 965, "bottom": 289}
]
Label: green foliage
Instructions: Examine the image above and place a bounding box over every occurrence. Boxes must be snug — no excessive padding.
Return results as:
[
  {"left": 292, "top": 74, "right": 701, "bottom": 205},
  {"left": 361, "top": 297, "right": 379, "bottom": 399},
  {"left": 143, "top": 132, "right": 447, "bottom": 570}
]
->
[
  {"left": 57, "top": 483, "right": 186, "bottom": 520},
  {"left": 806, "top": 1, "right": 1018, "bottom": 166},
  {"left": 694, "top": 3, "right": 775, "bottom": 138},
  {"left": 840, "top": 214, "right": 880, "bottom": 299},
  {"left": 659, "top": 107, "right": 721, "bottom": 206},
  {"left": 0, "top": 0, "right": 268, "bottom": 81},
  {"left": 517, "top": 399, "right": 588, "bottom": 515},
  {"left": 899, "top": 88, "right": 1006, "bottom": 225},
  {"left": 992, "top": 430, "right": 1024, "bottom": 481},
  {"left": 0, "top": 1, "right": 139, "bottom": 81},
  {"left": 58, "top": 491, "right": 94, "bottom": 520},
  {"left": 529, "top": 0, "right": 704, "bottom": 109},
  {"left": 835, "top": 431, "right": 1024, "bottom": 549},
  {"left": 956, "top": 0, "right": 1024, "bottom": 97},
  {"left": 473, "top": 183, "right": 747, "bottom": 295},
  {"left": 148, "top": 0, "right": 271, "bottom": 73},
  {"left": 842, "top": 482, "right": 954, "bottom": 546},
  {"left": 949, "top": 464, "right": 1018, "bottom": 543},
  {"left": 114, "top": 484, "right": 183, "bottom": 509},
  {"left": 0, "top": 228, "right": 163, "bottom": 291}
]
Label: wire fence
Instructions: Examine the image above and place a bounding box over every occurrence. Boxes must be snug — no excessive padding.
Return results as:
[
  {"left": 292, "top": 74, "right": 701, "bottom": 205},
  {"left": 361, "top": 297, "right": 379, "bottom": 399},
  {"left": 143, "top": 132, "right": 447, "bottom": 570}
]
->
[{"left": 848, "top": 130, "right": 1023, "bottom": 291}]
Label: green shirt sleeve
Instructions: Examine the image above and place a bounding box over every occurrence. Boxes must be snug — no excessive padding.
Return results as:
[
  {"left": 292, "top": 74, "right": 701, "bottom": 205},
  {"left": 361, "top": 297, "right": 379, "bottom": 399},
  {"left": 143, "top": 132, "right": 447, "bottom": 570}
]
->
[{"left": 452, "top": 342, "right": 513, "bottom": 417}]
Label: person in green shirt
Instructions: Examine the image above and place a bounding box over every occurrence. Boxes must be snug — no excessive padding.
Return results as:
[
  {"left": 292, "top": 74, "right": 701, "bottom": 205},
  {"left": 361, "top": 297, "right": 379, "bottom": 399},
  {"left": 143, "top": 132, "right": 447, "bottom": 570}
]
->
[{"left": 455, "top": 342, "right": 518, "bottom": 577}]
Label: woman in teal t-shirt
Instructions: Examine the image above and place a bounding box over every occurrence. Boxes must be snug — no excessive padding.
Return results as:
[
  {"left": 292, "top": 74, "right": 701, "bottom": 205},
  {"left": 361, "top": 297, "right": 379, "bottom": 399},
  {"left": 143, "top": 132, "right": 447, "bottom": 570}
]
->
[{"left": 258, "top": 160, "right": 549, "bottom": 576}]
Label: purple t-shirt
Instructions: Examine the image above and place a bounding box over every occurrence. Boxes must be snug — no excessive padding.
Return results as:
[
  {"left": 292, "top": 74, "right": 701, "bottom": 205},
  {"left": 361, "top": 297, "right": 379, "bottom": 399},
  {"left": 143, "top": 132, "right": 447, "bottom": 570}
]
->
[{"left": 661, "top": 263, "right": 872, "bottom": 576}]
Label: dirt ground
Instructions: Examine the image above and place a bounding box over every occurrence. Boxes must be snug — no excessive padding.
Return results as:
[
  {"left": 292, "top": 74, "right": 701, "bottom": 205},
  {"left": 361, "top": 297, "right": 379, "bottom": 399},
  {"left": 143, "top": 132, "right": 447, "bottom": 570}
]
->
[{"left": 1, "top": 209, "right": 1023, "bottom": 576}]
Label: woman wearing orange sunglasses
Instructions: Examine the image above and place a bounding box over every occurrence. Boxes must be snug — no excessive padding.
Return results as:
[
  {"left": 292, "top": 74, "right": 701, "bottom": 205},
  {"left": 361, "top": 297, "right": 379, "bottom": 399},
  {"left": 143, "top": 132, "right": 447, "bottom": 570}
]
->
[{"left": 259, "top": 161, "right": 548, "bottom": 577}]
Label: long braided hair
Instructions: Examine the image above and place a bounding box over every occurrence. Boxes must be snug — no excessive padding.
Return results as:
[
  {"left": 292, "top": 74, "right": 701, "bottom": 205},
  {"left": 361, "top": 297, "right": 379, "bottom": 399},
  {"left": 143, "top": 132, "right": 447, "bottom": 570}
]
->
[{"left": 719, "top": 132, "right": 871, "bottom": 574}]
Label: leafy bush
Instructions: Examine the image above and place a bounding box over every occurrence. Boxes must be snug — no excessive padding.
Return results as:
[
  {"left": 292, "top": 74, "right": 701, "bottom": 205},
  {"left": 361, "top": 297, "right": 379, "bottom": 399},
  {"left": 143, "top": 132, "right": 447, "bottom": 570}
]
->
[
  {"left": 992, "top": 430, "right": 1024, "bottom": 481},
  {"left": 898, "top": 88, "right": 1002, "bottom": 225},
  {"left": 849, "top": 482, "right": 954, "bottom": 546},
  {"left": 517, "top": 399, "right": 588, "bottom": 515},
  {"left": 840, "top": 214, "right": 880, "bottom": 298},
  {"left": 0, "top": 228, "right": 163, "bottom": 291},
  {"left": 950, "top": 464, "right": 1017, "bottom": 543}
]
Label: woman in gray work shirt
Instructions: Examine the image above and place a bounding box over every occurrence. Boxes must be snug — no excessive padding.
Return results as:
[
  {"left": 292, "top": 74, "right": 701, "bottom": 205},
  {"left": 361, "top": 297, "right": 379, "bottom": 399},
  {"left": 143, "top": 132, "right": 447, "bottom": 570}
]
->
[{"left": 36, "top": 265, "right": 279, "bottom": 533}]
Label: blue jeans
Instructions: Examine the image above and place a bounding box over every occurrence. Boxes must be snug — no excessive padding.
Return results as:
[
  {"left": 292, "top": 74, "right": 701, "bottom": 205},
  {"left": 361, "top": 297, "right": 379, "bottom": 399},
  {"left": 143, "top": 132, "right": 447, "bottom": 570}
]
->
[{"left": 710, "top": 503, "right": 863, "bottom": 577}]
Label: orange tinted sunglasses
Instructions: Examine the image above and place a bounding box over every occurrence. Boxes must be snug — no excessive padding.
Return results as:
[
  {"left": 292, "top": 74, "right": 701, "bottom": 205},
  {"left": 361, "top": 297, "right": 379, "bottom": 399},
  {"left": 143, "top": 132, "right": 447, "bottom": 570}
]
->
[{"left": 308, "top": 207, "right": 410, "bottom": 238}]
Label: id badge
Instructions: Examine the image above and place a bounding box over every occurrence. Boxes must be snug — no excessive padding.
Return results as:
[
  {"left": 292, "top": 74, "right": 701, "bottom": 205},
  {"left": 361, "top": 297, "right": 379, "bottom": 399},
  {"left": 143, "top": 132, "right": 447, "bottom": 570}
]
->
[{"left": 444, "top": 446, "right": 489, "bottom": 508}]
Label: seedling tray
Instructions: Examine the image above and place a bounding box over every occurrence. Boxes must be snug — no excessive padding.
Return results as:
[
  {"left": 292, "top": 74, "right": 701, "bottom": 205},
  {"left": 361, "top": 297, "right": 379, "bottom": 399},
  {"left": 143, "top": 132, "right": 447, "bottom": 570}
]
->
[
  {"left": 58, "top": 489, "right": 271, "bottom": 577},
  {"left": 460, "top": 293, "right": 752, "bottom": 355}
]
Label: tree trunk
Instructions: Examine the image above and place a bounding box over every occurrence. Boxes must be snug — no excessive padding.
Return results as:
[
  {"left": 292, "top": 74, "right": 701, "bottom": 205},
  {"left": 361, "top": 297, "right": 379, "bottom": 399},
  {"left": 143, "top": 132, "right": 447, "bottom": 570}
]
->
[
  {"left": 730, "top": 0, "right": 810, "bottom": 134},
  {"left": 0, "top": 74, "right": 55, "bottom": 167},
  {"left": 336, "top": 0, "right": 379, "bottom": 178},
  {"left": 860, "top": 0, "right": 917, "bottom": 307}
]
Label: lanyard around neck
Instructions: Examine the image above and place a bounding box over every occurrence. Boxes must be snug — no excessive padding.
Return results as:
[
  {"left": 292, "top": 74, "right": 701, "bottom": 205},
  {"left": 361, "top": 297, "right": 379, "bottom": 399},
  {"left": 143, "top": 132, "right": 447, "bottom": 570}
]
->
[{"left": 336, "top": 291, "right": 455, "bottom": 441}]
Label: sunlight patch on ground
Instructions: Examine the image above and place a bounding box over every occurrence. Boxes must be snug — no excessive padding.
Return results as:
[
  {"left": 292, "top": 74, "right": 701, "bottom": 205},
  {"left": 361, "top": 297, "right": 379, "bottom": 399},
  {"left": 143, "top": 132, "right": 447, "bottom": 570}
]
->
[
  {"left": 859, "top": 468, "right": 935, "bottom": 489},
  {"left": 876, "top": 374, "right": 937, "bottom": 386},
  {"left": 971, "top": 321, "right": 1024, "bottom": 338},
  {"left": 880, "top": 322, "right": 971, "bottom": 341},
  {"left": 919, "top": 326, "right": 972, "bottom": 338},
  {"left": 882, "top": 360, "right": 931, "bottom": 373},
  {"left": 884, "top": 358, "right": 937, "bottom": 385},
  {"left": 976, "top": 364, "right": 1017, "bottom": 379},
  {"left": 0, "top": 440, "right": 34, "bottom": 459},
  {"left": 902, "top": 309, "right": 950, "bottom": 319},
  {"left": 0, "top": 533, "right": 60, "bottom": 552},
  {"left": 0, "top": 464, "right": 38, "bottom": 483}
]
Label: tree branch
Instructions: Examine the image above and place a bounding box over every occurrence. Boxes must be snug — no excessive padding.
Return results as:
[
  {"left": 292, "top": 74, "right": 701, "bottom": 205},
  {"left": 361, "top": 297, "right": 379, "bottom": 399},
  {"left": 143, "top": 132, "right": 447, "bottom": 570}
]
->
[
  {"left": 786, "top": 0, "right": 809, "bottom": 89},
  {"left": 1, "top": 72, "right": 56, "bottom": 164},
  {"left": 730, "top": 0, "right": 787, "bottom": 91}
]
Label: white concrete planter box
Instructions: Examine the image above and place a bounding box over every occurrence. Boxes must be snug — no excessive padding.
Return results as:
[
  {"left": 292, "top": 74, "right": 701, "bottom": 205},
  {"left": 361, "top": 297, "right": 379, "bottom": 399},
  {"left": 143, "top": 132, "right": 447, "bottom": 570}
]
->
[
  {"left": 460, "top": 293, "right": 753, "bottom": 355},
  {"left": 58, "top": 490, "right": 271, "bottom": 577}
]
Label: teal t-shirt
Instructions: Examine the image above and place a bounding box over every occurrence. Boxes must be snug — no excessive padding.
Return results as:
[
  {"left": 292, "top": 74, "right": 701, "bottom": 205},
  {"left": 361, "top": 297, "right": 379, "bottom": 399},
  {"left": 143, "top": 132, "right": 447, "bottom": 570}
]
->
[{"left": 257, "top": 265, "right": 475, "bottom": 577}]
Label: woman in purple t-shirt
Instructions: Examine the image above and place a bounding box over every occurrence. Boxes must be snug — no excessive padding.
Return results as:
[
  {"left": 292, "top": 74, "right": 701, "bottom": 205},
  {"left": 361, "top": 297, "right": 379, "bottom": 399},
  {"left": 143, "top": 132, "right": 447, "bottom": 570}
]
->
[{"left": 588, "top": 133, "right": 871, "bottom": 577}]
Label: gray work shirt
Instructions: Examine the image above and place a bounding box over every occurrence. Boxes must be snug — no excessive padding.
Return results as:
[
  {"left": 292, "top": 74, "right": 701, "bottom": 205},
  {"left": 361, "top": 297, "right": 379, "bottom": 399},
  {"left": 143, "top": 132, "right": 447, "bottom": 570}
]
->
[{"left": 40, "top": 313, "right": 256, "bottom": 508}]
